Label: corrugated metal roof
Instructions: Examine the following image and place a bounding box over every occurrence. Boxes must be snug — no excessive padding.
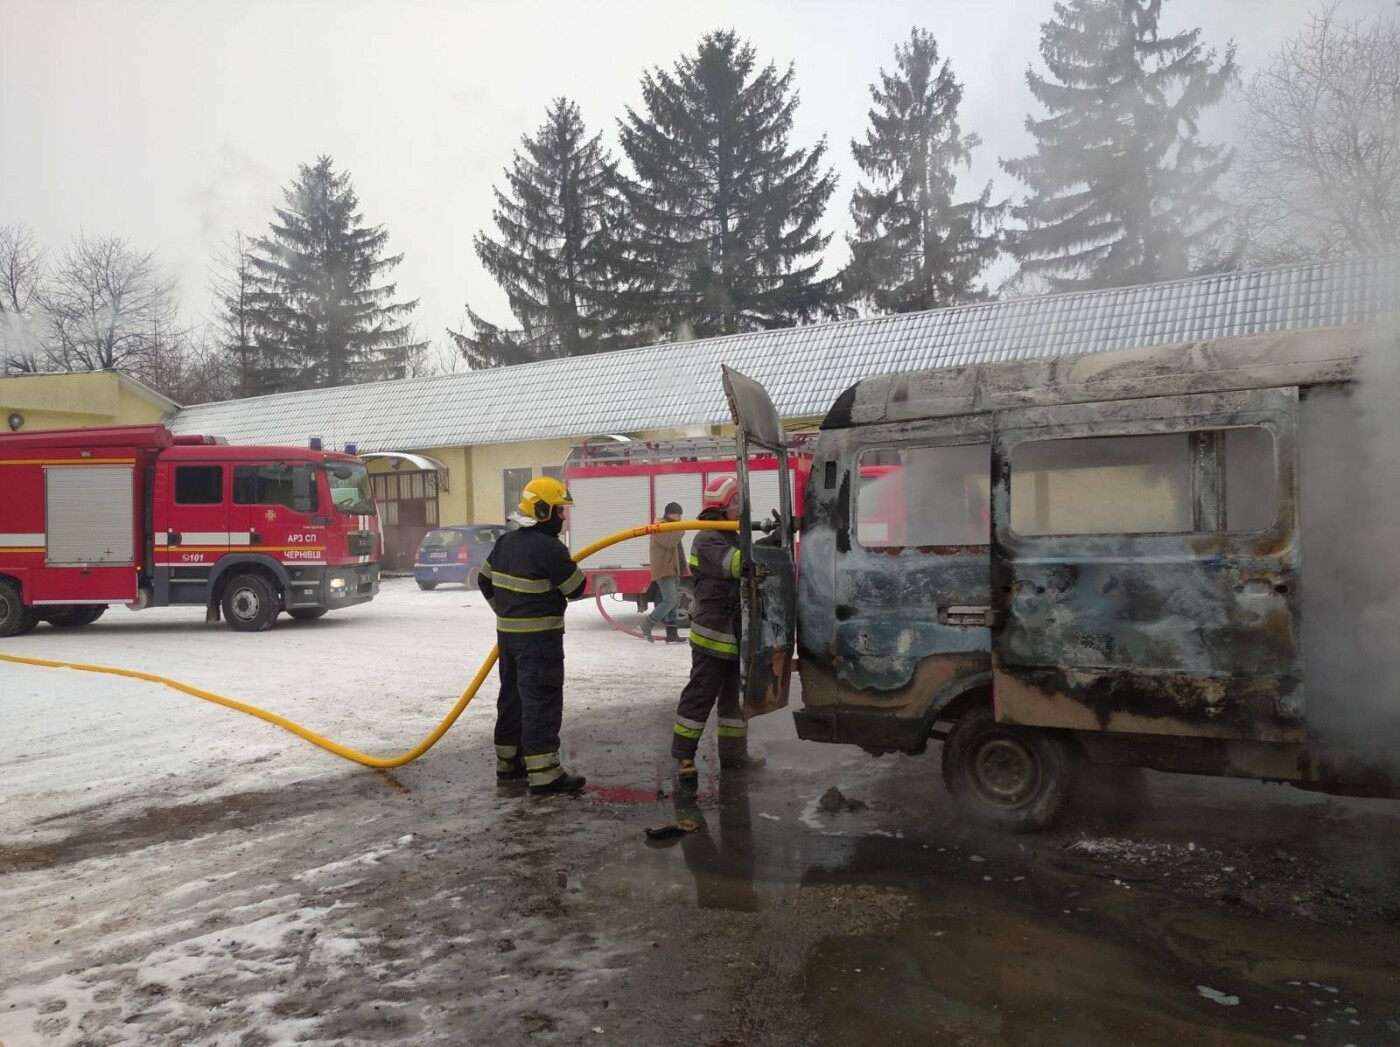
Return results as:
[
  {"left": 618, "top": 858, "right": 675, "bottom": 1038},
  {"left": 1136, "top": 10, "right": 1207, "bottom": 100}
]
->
[{"left": 169, "top": 253, "right": 1400, "bottom": 449}]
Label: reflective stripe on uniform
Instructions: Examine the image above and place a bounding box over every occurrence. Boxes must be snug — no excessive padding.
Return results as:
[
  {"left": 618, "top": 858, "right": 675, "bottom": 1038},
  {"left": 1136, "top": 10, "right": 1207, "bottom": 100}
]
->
[
  {"left": 558, "top": 568, "right": 585, "bottom": 595},
  {"left": 489, "top": 570, "right": 553, "bottom": 594},
  {"left": 495, "top": 615, "right": 566, "bottom": 633},
  {"left": 480, "top": 563, "right": 494, "bottom": 578},
  {"left": 673, "top": 721, "right": 704, "bottom": 740},
  {"left": 688, "top": 553, "right": 700, "bottom": 568},
  {"left": 716, "top": 716, "right": 747, "bottom": 738},
  {"left": 495, "top": 744, "right": 520, "bottom": 773},
  {"left": 727, "top": 549, "right": 742, "bottom": 578},
  {"left": 524, "top": 751, "right": 562, "bottom": 786},
  {"left": 689, "top": 622, "right": 739, "bottom": 656}
]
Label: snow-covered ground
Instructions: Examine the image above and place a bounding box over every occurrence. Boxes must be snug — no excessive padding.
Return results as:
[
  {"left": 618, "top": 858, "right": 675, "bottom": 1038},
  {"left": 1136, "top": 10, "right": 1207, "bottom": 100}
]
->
[
  {"left": 2, "top": 579, "right": 685, "bottom": 839},
  {"left": 0, "top": 579, "right": 739, "bottom": 1045}
]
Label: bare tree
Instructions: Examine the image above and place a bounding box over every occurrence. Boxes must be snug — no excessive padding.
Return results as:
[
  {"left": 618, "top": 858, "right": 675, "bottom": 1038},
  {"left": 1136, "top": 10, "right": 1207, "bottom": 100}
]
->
[
  {"left": 0, "top": 223, "right": 49, "bottom": 373},
  {"left": 41, "top": 233, "right": 180, "bottom": 375},
  {"left": 1240, "top": 4, "right": 1400, "bottom": 262}
]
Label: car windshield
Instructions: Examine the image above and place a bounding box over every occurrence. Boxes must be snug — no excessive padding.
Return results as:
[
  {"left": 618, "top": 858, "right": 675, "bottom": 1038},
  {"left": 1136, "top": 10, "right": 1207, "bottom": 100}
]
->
[
  {"left": 324, "top": 462, "right": 375, "bottom": 515},
  {"left": 421, "top": 529, "right": 465, "bottom": 549}
]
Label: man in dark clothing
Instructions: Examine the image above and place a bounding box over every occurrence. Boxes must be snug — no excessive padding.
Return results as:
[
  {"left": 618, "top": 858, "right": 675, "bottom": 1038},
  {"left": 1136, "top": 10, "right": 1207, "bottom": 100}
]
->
[
  {"left": 671, "top": 475, "right": 763, "bottom": 782},
  {"left": 479, "top": 476, "right": 589, "bottom": 795}
]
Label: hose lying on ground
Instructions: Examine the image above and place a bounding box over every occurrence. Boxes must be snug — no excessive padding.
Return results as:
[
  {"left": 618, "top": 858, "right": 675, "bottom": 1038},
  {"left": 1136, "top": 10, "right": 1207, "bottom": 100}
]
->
[{"left": 0, "top": 519, "right": 739, "bottom": 769}]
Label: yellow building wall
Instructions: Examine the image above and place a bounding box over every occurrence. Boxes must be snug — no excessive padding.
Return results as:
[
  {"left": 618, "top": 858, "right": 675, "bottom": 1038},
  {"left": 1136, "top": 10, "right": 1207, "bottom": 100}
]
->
[
  {"left": 0, "top": 372, "right": 169, "bottom": 432},
  {"left": 467, "top": 437, "right": 580, "bottom": 524}
]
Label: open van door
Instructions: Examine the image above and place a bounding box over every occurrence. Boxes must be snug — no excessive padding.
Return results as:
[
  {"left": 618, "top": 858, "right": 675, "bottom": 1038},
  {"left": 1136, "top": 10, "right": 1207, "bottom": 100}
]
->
[{"left": 721, "top": 365, "right": 796, "bottom": 717}]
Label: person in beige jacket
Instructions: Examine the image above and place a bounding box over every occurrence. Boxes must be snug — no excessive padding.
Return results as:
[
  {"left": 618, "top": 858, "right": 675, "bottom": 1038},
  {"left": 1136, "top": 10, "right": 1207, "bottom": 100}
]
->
[{"left": 642, "top": 502, "right": 688, "bottom": 643}]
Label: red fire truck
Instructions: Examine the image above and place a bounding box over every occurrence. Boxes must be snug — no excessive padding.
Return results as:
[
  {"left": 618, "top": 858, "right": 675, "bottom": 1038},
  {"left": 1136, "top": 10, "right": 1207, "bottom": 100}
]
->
[
  {"left": 0, "top": 424, "right": 380, "bottom": 637},
  {"left": 562, "top": 436, "right": 812, "bottom": 616}
]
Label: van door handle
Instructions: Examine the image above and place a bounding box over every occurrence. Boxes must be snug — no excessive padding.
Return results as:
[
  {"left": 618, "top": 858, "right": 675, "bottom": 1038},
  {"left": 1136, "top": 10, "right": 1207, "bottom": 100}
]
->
[{"left": 836, "top": 604, "right": 856, "bottom": 621}]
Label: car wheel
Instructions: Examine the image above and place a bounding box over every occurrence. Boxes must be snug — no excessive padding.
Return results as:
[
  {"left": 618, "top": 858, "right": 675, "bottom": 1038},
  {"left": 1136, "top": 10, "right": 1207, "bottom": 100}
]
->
[
  {"left": 417, "top": 580, "right": 438, "bottom": 591},
  {"left": 288, "top": 607, "right": 328, "bottom": 621},
  {"left": 941, "top": 705, "right": 1076, "bottom": 832},
  {"left": 465, "top": 567, "right": 481, "bottom": 591},
  {"left": 0, "top": 578, "right": 39, "bottom": 638},
  {"left": 220, "top": 572, "right": 279, "bottom": 632}
]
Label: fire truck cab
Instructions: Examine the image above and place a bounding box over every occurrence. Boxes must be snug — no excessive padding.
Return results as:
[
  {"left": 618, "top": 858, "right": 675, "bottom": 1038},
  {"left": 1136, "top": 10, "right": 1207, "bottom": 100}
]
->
[{"left": 0, "top": 424, "right": 380, "bottom": 636}]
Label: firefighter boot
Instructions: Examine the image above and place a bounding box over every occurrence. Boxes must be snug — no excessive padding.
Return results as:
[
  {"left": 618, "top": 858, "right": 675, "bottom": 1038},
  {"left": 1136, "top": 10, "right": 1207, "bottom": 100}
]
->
[
  {"left": 720, "top": 753, "right": 767, "bottom": 772},
  {"left": 530, "top": 770, "right": 587, "bottom": 796},
  {"left": 665, "top": 626, "right": 683, "bottom": 643},
  {"left": 677, "top": 758, "right": 699, "bottom": 783},
  {"left": 641, "top": 618, "right": 657, "bottom": 643}
]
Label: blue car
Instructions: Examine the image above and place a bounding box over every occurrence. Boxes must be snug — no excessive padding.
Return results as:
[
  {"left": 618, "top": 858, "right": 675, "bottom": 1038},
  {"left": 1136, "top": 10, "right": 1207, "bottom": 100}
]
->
[{"left": 414, "top": 525, "right": 511, "bottom": 591}]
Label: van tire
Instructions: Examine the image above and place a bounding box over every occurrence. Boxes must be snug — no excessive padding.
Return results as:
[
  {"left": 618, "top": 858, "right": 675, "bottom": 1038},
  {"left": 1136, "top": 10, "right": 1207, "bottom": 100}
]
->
[
  {"left": 288, "top": 607, "right": 328, "bottom": 621},
  {"left": 942, "top": 705, "right": 1076, "bottom": 833},
  {"left": 0, "top": 579, "right": 39, "bottom": 638},
  {"left": 221, "top": 573, "right": 279, "bottom": 632},
  {"left": 47, "top": 606, "right": 107, "bottom": 628},
  {"left": 417, "top": 580, "right": 438, "bottom": 591}
]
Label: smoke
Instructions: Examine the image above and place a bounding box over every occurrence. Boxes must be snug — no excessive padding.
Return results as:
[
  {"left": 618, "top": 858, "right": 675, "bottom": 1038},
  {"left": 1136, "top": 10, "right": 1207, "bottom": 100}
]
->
[{"left": 1298, "top": 316, "right": 1400, "bottom": 743}]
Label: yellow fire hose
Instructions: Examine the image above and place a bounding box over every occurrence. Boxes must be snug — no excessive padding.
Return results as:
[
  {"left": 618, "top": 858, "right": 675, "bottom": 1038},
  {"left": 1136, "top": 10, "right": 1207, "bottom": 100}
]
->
[{"left": 0, "top": 519, "right": 739, "bottom": 770}]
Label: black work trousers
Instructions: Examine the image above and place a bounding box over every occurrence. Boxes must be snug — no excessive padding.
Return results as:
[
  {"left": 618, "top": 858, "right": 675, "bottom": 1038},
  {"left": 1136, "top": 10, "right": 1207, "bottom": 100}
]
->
[
  {"left": 494, "top": 631, "right": 565, "bottom": 763},
  {"left": 671, "top": 646, "right": 746, "bottom": 759}
]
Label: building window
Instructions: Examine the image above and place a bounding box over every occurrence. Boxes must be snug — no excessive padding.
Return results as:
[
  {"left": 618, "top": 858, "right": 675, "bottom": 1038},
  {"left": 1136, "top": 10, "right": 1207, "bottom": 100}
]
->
[
  {"left": 174, "top": 465, "right": 223, "bottom": 505},
  {"left": 503, "top": 467, "right": 533, "bottom": 519}
]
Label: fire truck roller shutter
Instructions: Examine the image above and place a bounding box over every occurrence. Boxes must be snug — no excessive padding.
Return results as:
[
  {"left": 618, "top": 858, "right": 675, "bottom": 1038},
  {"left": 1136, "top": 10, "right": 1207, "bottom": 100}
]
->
[
  {"left": 45, "top": 466, "right": 136, "bottom": 566},
  {"left": 736, "top": 468, "right": 792, "bottom": 525},
  {"left": 567, "top": 475, "right": 651, "bottom": 570},
  {"left": 653, "top": 474, "right": 703, "bottom": 527}
]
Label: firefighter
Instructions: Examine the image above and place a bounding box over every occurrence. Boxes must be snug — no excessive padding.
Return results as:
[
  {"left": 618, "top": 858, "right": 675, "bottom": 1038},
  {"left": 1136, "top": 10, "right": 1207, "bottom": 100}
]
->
[
  {"left": 670, "top": 475, "right": 764, "bottom": 782},
  {"left": 479, "top": 476, "right": 589, "bottom": 795}
]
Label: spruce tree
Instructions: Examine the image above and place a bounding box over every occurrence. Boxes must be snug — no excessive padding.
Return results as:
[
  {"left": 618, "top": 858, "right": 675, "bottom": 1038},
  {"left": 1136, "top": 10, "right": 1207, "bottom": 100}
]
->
[
  {"left": 1002, "top": 0, "right": 1238, "bottom": 291},
  {"left": 618, "top": 30, "right": 837, "bottom": 340},
  {"left": 453, "top": 99, "right": 625, "bottom": 369},
  {"left": 847, "top": 28, "right": 1002, "bottom": 313},
  {"left": 249, "top": 156, "right": 424, "bottom": 391}
]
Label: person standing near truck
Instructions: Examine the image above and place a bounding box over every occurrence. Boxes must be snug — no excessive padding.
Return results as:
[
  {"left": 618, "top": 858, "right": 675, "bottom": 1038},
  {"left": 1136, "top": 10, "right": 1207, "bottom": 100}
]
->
[
  {"left": 642, "top": 501, "right": 688, "bottom": 644},
  {"left": 669, "top": 476, "right": 763, "bottom": 782},
  {"left": 480, "top": 477, "right": 590, "bottom": 795}
]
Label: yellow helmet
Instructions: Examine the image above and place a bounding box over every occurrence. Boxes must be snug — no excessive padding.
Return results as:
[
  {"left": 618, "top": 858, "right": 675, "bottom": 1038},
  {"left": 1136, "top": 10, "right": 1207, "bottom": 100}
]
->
[{"left": 518, "top": 475, "right": 574, "bottom": 521}]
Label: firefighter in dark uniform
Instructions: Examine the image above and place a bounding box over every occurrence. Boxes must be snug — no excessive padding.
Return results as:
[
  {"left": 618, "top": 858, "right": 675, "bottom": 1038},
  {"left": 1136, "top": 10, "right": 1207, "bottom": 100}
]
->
[
  {"left": 670, "top": 475, "right": 764, "bottom": 782},
  {"left": 479, "top": 476, "right": 589, "bottom": 795}
]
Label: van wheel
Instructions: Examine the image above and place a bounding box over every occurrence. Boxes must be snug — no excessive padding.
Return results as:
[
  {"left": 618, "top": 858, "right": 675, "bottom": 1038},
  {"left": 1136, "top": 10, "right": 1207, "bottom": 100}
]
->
[
  {"left": 465, "top": 568, "right": 481, "bottom": 591},
  {"left": 417, "top": 580, "right": 438, "bottom": 591},
  {"left": 288, "top": 607, "right": 328, "bottom": 621},
  {"left": 221, "top": 573, "right": 279, "bottom": 632},
  {"left": 0, "top": 579, "right": 39, "bottom": 638},
  {"left": 942, "top": 706, "right": 1076, "bottom": 832},
  {"left": 47, "top": 606, "right": 107, "bottom": 628}
]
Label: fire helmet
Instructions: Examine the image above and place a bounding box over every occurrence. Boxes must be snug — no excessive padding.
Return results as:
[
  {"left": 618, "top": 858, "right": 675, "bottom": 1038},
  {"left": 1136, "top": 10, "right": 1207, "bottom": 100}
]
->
[
  {"left": 518, "top": 476, "right": 574, "bottom": 521},
  {"left": 703, "top": 475, "right": 739, "bottom": 511}
]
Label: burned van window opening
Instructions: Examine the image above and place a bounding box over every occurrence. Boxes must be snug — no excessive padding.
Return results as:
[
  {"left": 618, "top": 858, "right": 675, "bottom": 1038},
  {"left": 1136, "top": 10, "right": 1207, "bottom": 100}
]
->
[
  {"left": 1010, "top": 427, "right": 1277, "bottom": 537},
  {"left": 857, "top": 443, "right": 991, "bottom": 548}
]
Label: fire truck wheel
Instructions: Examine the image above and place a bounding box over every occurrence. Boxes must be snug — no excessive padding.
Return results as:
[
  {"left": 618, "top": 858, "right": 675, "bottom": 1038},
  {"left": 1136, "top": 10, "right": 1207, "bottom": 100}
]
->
[
  {"left": 46, "top": 606, "right": 107, "bottom": 628},
  {"left": 220, "top": 572, "right": 279, "bottom": 632},
  {"left": 0, "top": 579, "right": 39, "bottom": 638},
  {"left": 941, "top": 705, "right": 1077, "bottom": 832},
  {"left": 288, "top": 607, "right": 328, "bottom": 621}
]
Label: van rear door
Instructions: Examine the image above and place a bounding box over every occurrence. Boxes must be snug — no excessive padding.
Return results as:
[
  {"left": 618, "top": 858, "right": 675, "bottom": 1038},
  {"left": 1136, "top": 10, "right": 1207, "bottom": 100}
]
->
[
  {"left": 990, "top": 388, "right": 1304, "bottom": 742},
  {"left": 721, "top": 366, "right": 796, "bottom": 717}
]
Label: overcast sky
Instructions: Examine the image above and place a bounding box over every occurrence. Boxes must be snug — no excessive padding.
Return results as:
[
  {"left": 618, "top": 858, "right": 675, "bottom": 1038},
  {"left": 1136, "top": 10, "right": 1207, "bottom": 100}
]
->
[{"left": 2, "top": 0, "right": 1387, "bottom": 358}]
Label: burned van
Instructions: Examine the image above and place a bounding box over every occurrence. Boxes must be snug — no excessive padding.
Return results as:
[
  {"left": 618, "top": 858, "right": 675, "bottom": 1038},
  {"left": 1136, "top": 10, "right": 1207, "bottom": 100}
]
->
[{"left": 720, "top": 326, "right": 1400, "bottom": 831}]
